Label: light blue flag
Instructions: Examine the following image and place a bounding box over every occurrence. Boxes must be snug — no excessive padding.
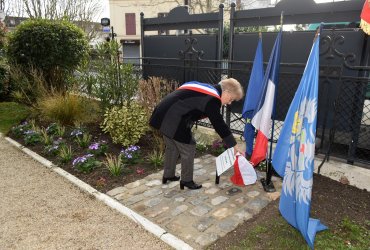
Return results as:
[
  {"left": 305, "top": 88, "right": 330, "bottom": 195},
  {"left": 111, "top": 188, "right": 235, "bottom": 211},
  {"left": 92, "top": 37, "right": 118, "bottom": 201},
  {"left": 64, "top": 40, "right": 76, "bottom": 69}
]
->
[
  {"left": 272, "top": 30, "right": 327, "bottom": 249},
  {"left": 242, "top": 36, "right": 264, "bottom": 156}
]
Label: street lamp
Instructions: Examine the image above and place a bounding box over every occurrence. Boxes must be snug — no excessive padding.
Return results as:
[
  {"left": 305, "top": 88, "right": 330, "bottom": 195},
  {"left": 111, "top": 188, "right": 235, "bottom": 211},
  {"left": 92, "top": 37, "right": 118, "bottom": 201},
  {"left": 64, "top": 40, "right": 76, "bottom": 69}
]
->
[{"left": 100, "top": 17, "right": 117, "bottom": 42}]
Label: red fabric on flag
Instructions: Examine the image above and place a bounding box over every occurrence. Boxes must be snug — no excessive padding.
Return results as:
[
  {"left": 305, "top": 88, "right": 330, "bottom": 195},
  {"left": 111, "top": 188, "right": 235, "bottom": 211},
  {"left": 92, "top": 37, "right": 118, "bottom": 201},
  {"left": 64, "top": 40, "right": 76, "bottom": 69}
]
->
[
  {"left": 250, "top": 130, "right": 268, "bottom": 166},
  {"left": 361, "top": 1, "right": 370, "bottom": 35},
  {"left": 230, "top": 156, "right": 244, "bottom": 186}
]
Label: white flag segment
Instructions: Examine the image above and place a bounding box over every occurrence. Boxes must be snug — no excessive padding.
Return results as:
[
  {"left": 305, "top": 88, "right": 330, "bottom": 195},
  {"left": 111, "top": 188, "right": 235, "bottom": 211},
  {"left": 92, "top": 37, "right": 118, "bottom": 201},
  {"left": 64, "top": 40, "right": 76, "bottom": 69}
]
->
[{"left": 251, "top": 79, "right": 275, "bottom": 138}]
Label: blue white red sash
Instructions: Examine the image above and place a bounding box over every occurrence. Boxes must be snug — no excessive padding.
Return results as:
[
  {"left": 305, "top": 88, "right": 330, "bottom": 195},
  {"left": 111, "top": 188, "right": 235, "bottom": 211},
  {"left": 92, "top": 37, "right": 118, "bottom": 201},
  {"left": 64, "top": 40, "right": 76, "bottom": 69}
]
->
[{"left": 178, "top": 81, "right": 221, "bottom": 100}]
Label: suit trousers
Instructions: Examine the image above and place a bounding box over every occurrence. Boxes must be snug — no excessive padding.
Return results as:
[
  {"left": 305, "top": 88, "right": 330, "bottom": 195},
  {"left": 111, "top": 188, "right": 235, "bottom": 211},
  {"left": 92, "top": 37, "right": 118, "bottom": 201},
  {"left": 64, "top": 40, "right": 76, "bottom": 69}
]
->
[{"left": 163, "top": 135, "right": 196, "bottom": 182}]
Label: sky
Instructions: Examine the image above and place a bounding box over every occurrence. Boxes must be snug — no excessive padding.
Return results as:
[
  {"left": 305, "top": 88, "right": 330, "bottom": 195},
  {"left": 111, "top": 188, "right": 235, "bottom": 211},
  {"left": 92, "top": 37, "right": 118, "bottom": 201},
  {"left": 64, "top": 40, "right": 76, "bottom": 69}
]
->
[{"left": 100, "top": 0, "right": 110, "bottom": 19}]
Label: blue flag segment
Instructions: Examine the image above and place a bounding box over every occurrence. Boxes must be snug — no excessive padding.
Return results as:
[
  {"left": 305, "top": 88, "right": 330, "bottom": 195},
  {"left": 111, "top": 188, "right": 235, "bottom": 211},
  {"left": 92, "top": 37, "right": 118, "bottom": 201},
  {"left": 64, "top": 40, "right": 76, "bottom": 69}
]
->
[
  {"left": 271, "top": 31, "right": 327, "bottom": 249},
  {"left": 242, "top": 37, "right": 264, "bottom": 156}
]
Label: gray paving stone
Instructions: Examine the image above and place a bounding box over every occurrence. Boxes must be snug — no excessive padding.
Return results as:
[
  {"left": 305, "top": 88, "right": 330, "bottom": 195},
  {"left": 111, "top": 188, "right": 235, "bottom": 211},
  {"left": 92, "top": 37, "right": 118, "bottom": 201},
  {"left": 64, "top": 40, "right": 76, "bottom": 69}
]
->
[
  {"left": 184, "top": 189, "right": 202, "bottom": 197},
  {"left": 209, "top": 171, "right": 216, "bottom": 177},
  {"left": 235, "top": 197, "right": 246, "bottom": 204},
  {"left": 212, "top": 207, "right": 233, "bottom": 220},
  {"left": 146, "top": 206, "right": 169, "bottom": 218},
  {"left": 144, "top": 197, "right": 162, "bottom": 207},
  {"left": 190, "top": 204, "right": 212, "bottom": 217},
  {"left": 125, "top": 195, "right": 143, "bottom": 206},
  {"left": 245, "top": 199, "right": 269, "bottom": 214},
  {"left": 175, "top": 196, "right": 186, "bottom": 202},
  {"left": 205, "top": 187, "right": 219, "bottom": 195},
  {"left": 193, "top": 217, "right": 214, "bottom": 232},
  {"left": 171, "top": 205, "right": 188, "bottom": 216},
  {"left": 247, "top": 190, "right": 260, "bottom": 198},
  {"left": 145, "top": 179, "right": 162, "bottom": 187},
  {"left": 218, "top": 182, "right": 232, "bottom": 189},
  {"left": 218, "top": 218, "right": 239, "bottom": 232},
  {"left": 164, "top": 189, "right": 179, "bottom": 198},
  {"left": 194, "top": 169, "right": 207, "bottom": 176},
  {"left": 168, "top": 181, "right": 179, "bottom": 189},
  {"left": 190, "top": 196, "right": 208, "bottom": 206},
  {"left": 106, "top": 186, "right": 127, "bottom": 196},
  {"left": 127, "top": 185, "right": 148, "bottom": 195},
  {"left": 194, "top": 164, "right": 202, "bottom": 169},
  {"left": 143, "top": 188, "right": 162, "bottom": 197},
  {"left": 202, "top": 182, "right": 212, "bottom": 188},
  {"left": 194, "top": 158, "right": 201, "bottom": 163},
  {"left": 234, "top": 210, "right": 253, "bottom": 221},
  {"left": 195, "top": 233, "right": 219, "bottom": 247},
  {"left": 115, "top": 192, "right": 131, "bottom": 201},
  {"left": 125, "top": 180, "right": 141, "bottom": 189},
  {"left": 211, "top": 196, "right": 229, "bottom": 206}
]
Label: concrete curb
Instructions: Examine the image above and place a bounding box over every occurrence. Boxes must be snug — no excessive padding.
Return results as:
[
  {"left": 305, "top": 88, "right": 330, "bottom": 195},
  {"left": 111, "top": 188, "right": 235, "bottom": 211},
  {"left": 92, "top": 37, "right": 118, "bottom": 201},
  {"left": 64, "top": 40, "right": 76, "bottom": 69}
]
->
[{"left": 3, "top": 135, "right": 193, "bottom": 250}]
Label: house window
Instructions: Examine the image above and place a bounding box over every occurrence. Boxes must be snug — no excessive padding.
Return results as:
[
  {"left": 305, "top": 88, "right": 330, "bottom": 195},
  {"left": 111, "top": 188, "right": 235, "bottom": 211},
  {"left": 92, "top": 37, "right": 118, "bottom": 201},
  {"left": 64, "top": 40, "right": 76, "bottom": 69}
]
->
[{"left": 125, "top": 13, "right": 136, "bottom": 35}]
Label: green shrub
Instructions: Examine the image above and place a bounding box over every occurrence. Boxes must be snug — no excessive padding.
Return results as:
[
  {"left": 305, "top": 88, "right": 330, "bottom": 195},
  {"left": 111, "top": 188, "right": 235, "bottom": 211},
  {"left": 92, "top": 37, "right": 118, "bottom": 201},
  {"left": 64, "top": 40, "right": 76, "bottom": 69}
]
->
[
  {"left": 101, "top": 103, "right": 148, "bottom": 147},
  {"left": 7, "top": 19, "right": 89, "bottom": 92},
  {"left": 76, "top": 41, "right": 139, "bottom": 109},
  {"left": 37, "top": 93, "right": 100, "bottom": 125}
]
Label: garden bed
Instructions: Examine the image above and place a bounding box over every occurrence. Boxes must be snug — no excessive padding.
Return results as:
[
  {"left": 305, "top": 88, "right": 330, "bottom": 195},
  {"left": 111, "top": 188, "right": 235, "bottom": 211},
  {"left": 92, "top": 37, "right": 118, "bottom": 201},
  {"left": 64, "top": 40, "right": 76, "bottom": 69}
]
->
[
  {"left": 8, "top": 120, "right": 210, "bottom": 193},
  {"left": 209, "top": 174, "right": 370, "bottom": 249}
]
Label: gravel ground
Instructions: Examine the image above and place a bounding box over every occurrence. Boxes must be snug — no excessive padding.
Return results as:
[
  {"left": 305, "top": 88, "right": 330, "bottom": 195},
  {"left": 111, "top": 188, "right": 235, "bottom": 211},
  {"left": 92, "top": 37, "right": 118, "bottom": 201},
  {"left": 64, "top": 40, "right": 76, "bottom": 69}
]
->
[{"left": 0, "top": 137, "right": 170, "bottom": 250}]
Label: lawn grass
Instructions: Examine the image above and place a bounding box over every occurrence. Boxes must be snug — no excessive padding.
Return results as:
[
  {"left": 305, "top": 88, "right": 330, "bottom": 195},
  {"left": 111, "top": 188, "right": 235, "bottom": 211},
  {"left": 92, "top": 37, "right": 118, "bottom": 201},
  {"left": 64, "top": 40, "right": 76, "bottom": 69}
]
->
[
  {"left": 231, "top": 216, "right": 370, "bottom": 250},
  {"left": 0, "top": 102, "right": 30, "bottom": 133}
]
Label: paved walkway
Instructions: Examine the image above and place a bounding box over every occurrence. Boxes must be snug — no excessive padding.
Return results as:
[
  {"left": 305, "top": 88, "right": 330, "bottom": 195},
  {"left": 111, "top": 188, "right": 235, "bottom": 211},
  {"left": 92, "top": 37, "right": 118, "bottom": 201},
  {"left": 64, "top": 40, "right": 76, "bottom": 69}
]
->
[
  {"left": 0, "top": 137, "right": 169, "bottom": 250},
  {"left": 107, "top": 154, "right": 282, "bottom": 249}
]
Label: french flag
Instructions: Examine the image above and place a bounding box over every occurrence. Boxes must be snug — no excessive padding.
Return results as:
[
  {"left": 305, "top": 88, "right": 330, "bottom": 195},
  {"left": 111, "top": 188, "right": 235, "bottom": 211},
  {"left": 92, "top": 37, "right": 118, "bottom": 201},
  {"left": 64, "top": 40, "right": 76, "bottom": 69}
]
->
[{"left": 250, "top": 30, "right": 282, "bottom": 166}]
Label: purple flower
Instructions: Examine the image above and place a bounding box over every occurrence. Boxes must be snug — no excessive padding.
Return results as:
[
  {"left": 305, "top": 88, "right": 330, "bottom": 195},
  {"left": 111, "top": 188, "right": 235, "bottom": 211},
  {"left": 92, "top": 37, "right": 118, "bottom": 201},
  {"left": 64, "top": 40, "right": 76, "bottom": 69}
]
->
[
  {"left": 24, "top": 130, "right": 35, "bottom": 135},
  {"left": 72, "top": 154, "right": 94, "bottom": 166},
  {"left": 70, "top": 129, "right": 83, "bottom": 137},
  {"left": 89, "top": 143, "right": 100, "bottom": 150}
]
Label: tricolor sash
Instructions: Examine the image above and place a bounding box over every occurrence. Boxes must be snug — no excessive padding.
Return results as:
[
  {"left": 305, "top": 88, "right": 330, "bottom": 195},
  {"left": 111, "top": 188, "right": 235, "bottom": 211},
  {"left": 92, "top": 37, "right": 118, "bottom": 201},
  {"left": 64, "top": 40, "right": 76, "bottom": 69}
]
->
[{"left": 178, "top": 81, "right": 221, "bottom": 101}]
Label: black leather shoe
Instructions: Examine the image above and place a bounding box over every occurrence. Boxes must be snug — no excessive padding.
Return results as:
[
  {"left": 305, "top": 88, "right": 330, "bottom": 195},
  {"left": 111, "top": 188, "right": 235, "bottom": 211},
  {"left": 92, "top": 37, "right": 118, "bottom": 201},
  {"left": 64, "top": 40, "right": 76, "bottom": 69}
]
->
[
  {"left": 162, "top": 176, "right": 180, "bottom": 184},
  {"left": 180, "top": 180, "right": 202, "bottom": 190}
]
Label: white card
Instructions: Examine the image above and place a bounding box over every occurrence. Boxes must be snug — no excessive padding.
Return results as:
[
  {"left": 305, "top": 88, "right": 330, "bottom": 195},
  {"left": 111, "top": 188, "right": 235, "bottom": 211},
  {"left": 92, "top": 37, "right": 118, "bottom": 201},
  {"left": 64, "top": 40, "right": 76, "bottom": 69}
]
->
[{"left": 216, "top": 148, "right": 236, "bottom": 176}]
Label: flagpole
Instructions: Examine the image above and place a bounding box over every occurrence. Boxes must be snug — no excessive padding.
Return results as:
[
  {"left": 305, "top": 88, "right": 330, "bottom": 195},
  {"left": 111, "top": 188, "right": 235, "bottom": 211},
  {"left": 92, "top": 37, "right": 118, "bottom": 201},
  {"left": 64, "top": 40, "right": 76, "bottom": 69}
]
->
[{"left": 262, "top": 11, "right": 284, "bottom": 192}]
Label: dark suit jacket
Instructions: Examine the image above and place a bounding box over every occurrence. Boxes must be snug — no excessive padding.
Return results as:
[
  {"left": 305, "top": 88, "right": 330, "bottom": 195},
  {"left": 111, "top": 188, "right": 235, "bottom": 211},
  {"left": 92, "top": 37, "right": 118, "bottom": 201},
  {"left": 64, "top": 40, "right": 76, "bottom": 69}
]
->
[{"left": 149, "top": 83, "right": 236, "bottom": 147}]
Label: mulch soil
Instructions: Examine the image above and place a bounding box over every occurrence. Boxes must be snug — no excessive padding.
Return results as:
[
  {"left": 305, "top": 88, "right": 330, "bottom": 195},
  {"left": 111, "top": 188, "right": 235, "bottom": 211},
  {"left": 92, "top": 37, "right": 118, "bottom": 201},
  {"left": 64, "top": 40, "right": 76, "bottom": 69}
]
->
[{"left": 209, "top": 173, "right": 370, "bottom": 249}]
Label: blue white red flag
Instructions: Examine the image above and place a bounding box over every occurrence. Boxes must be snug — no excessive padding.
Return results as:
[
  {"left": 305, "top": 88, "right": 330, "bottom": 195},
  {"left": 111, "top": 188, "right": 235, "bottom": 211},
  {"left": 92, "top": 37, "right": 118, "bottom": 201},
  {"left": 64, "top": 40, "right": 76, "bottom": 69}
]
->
[
  {"left": 272, "top": 29, "right": 327, "bottom": 249},
  {"left": 242, "top": 36, "right": 264, "bottom": 156},
  {"left": 250, "top": 30, "right": 282, "bottom": 166}
]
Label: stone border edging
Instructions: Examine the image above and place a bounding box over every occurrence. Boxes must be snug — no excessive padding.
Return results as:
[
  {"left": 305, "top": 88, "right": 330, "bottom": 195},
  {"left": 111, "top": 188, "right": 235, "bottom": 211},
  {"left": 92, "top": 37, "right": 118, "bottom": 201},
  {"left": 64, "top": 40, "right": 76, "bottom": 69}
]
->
[{"left": 1, "top": 134, "right": 193, "bottom": 250}]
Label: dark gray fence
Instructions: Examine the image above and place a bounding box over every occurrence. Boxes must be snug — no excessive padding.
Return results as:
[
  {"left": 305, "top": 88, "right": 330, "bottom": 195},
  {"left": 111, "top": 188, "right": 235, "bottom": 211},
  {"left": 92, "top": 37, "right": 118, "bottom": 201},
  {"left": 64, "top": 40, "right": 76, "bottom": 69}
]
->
[{"left": 134, "top": 0, "right": 369, "bottom": 167}]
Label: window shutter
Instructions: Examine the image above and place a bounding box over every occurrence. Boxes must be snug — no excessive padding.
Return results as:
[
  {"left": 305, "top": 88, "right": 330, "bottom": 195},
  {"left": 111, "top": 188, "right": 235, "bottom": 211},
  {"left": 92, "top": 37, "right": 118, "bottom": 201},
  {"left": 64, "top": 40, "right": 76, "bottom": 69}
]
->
[{"left": 125, "top": 13, "right": 136, "bottom": 35}]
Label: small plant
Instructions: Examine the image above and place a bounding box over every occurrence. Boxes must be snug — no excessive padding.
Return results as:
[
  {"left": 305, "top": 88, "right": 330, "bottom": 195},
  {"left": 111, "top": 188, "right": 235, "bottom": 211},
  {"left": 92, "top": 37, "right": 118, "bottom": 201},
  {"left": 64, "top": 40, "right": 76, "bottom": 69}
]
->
[
  {"left": 44, "top": 137, "right": 65, "bottom": 156},
  {"left": 56, "top": 125, "right": 65, "bottom": 137},
  {"left": 70, "top": 128, "right": 84, "bottom": 137},
  {"left": 148, "top": 150, "right": 164, "bottom": 168},
  {"left": 196, "top": 141, "right": 208, "bottom": 153},
  {"left": 11, "top": 121, "right": 32, "bottom": 137},
  {"left": 45, "top": 123, "right": 59, "bottom": 135},
  {"left": 211, "top": 139, "right": 227, "bottom": 155},
  {"left": 88, "top": 141, "right": 108, "bottom": 156},
  {"left": 75, "top": 133, "right": 92, "bottom": 148},
  {"left": 120, "top": 145, "right": 141, "bottom": 164},
  {"left": 104, "top": 154, "right": 123, "bottom": 177},
  {"left": 23, "top": 130, "right": 43, "bottom": 145},
  {"left": 40, "top": 128, "right": 53, "bottom": 145},
  {"left": 59, "top": 145, "right": 73, "bottom": 163},
  {"left": 72, "top": 154, "right": 101, "bottom": 173}
]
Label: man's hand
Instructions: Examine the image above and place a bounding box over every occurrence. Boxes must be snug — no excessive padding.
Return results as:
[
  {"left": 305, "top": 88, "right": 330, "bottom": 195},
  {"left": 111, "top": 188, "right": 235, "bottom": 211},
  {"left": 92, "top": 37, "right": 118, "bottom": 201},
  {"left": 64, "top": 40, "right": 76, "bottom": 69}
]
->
[{"left": 233, "top": 145, "right": 245, "bottom": 157}]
